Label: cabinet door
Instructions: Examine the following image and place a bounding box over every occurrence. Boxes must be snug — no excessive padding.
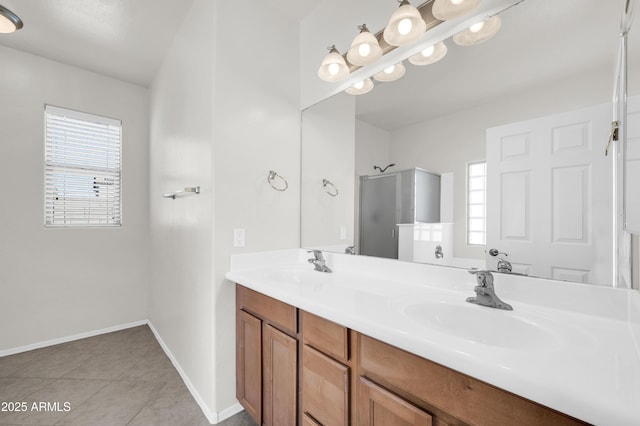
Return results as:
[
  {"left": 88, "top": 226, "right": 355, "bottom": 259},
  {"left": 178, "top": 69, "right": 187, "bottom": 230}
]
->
[
  {"left": 302, "top": 345, "right": 349, "bottom": 426},
  {"left": 263, "top": 323, "right": 297, "bottom": 426},
  {"left": 236, "top": 310, "right": 262, "bottom": 425},
  {"left": 358, "top": 377, "right": 432, "bottom": 426},
  {"left": 303, "top": 413, "right": 323, "bottom": 426}
]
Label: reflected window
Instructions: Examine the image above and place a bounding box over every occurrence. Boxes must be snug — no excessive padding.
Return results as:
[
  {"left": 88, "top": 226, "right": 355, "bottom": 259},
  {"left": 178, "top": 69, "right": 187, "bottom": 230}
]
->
[{"left": 467, "top": 161, "right": 486, "bottom": 245}]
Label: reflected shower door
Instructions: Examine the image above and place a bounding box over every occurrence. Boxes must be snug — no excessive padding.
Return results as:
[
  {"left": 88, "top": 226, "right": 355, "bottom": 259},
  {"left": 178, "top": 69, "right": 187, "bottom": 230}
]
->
[{"left": 360, "top": 174, "right": 398, "bottom": 259}]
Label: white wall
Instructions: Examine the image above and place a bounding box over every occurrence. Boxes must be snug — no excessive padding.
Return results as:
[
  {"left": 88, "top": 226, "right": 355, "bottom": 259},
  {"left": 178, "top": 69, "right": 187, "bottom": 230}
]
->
[
  {"left": 149, "top": 0, "right": 300, "bottom": 419},
  {"left": 390, "top": 66, "right": 620, "bottom": 260},
  {"left": 354, "top": 119, "right": 391, "bottom": 253},
  {"left": 212, "top": 0, "right": 301, "bottom": 413},
  {"left": 301, "top": 92, "right": 356, "bottom": 250},
  {"left": 148, "top": 0, "right": 215, "bottom": 417},
  {"left": 0, "top": 45, "right": 150, "bottom": 351}
]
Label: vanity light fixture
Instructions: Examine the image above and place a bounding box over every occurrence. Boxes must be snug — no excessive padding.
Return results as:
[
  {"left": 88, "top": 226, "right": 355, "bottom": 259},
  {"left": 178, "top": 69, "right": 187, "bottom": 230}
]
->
[
  {"left": 373, "top": 62, "right": 406, "bottom": 82},
  {"left": 0, "top": 4, "right": 23, "bottom": 33},
  {"left": 383, "top": 0, "right": 427, "bottom": 47},
  {"left": 346, "top": 78, "right": 374, "bottom": 95},
  {"left": 347, "top": 24, "right": 383, "bottom": 67},
  {"left": 432, "top": 0, "right": 482, "bottom": 21},
  {"left": 408, "top": 41, "right": 448, "bottom": 65},
  {"left": 453, "top": 15, "right": 502, "bottom": 46},
  {"left": 317, "top": 45, "right": 350, "bottom": 82}
]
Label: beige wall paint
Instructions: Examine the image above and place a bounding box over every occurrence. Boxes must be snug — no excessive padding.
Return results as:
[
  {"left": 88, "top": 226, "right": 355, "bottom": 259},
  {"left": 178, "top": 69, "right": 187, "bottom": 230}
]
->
[
  {"left": 389, "top": 66, "right": 621, "bottom": 260},
  {"left": 0, "top": 45, "right": 150, "bottom": 351},
  {"left": 212, "top": 0, "right": 301, "bottom": 412},
  {"left": 148, "top": 0, "right": 215, "bottom": 417},
  {"left": 149, "top": 0, "right": 300, "bottom": 418}
]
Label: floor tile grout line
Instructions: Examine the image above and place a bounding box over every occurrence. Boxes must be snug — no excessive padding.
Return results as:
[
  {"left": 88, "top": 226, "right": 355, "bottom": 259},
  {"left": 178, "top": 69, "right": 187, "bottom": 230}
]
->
[{"left": 123, "top": 382, "right": 167, "bottom": 426}]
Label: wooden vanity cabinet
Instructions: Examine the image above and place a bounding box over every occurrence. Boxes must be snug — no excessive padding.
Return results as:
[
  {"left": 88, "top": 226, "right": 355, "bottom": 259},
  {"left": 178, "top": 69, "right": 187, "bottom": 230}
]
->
[
  {"left": 357, "top": 334, "right": 587, "bottom": 426},
  {"left": 301, "top": 310, "right": 354, "bottom": 426},
  {"left": 236, "top": 286, "right": 298, "bottom": 426},
  {"left": 358, "top": 377, "right": 433, "bottom": 426},
  {"left": 236, "top": 285, "right": 588, "bottom": 426}
]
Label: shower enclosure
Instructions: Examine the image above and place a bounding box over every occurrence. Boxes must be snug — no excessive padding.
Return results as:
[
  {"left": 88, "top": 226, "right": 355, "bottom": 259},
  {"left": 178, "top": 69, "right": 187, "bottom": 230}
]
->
[{"left": 359, "top": 168, "right": 441, "bottom": 259}]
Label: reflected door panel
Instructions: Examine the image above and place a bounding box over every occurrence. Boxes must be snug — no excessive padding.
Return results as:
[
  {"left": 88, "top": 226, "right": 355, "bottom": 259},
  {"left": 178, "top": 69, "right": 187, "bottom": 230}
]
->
[{"left": 487, "top": 103, "right": 613, "bottom": 285}]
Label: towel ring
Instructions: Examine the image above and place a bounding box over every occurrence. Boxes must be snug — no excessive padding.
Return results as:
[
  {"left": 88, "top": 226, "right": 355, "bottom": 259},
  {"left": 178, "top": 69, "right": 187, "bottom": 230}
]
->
[
  {"left": 268, "top": 170, "right": 288, "bottom": 192},
  {"left": 322, "top": 179, "right": 339, "bottom": 197}
]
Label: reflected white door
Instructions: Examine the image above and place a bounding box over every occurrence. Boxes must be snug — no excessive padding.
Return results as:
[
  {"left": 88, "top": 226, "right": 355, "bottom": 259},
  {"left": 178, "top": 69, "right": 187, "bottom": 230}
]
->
[
  {"left": 626, "top": 97, "right": 640, "bottom": 233},
  {"left": 486, "top": 103, "right": 613, "bottom": 285}
]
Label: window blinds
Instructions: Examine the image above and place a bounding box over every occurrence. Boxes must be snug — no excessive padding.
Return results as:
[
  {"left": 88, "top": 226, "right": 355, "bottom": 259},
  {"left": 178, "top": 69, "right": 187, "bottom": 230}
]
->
[{"left": 44, "top": 105, "right": 122, "bottom": 227}]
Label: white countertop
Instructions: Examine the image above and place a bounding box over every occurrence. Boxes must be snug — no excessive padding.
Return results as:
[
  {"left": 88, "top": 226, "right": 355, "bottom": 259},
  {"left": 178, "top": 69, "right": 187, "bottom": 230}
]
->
[{"left": 226, "top": 249, "right": 640, "bottom": 426}]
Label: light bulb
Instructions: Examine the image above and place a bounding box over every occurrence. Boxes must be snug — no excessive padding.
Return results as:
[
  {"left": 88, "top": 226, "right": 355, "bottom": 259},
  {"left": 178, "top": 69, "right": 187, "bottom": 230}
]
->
[
  {"left": 354, "top": 81, "right": 365, "bottom": 90},
  {"left": 469, "top": 21, "right": 485, "bottom": 33},
  {"left": 421, "top": 45, "right": 435, "bottom": 57},
  {"left": 358, "top": 43, "right": 371, "bottom": 57},
  {"left": 328, "top": 63, "right": 340, "bottom": 76},
  {"left": 384, "top": 65, "right": 396, "bottom": 74},
  {"left": 451, "top": 0, "right": 464, "bottom": 4},
  {"left": 398, "top": 18, "right": 413, "bottom": 35}
]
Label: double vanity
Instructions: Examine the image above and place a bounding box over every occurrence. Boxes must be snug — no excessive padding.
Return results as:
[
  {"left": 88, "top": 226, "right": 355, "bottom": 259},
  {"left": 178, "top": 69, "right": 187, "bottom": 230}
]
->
[{"left": 227, "top": 249, "right": 640, "bottom": 425}]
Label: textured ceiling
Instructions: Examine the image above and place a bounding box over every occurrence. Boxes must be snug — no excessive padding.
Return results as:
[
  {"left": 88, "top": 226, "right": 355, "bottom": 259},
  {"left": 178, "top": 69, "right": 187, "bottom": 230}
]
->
[
  {"left": 0, "top": 0, "right": 319, "bottom": 87},
  {"left": 355, "top": 0, "right": 640, "bottom": 130},
  {"left": 0, "top": 0, "right": 195, "bottom": 87}
]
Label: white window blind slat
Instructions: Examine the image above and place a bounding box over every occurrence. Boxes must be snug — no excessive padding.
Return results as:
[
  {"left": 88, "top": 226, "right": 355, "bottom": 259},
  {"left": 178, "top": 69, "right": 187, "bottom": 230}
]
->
[{"left": 44, "top": 106, "right": 122, "bottom": 227}]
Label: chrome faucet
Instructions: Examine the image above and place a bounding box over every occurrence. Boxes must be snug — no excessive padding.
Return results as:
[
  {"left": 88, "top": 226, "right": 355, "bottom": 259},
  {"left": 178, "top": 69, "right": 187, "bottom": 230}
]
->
[
  {"left": 496, "top": 257, "right": 512, "bottom": 273},
  {"left": 488, "top": 248, "right": 512, "bottom": 273},
  {"left": 434, "top": 245, "right": 443, "bottom": 259},
  {"left": 344, "top": 246, "right": 355, "bottom": 255},
  {"left": 466, "top": 269, "right": 513, "bottom": 311},
  {"left": 307, "top": 250, "right": 332, "bottom": 273}
]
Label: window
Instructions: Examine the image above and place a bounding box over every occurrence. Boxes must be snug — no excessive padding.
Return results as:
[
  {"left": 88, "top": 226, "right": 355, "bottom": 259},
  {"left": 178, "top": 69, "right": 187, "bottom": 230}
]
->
[
  {"left": 44, "top": 105, "right": 121, "bottom": 227},
  {"left": 467, "top": 161, "right": 487, "bottom": 245}
]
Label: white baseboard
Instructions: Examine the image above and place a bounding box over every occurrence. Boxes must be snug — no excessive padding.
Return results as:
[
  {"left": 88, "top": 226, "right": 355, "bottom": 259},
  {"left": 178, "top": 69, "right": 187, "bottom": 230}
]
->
[
  {"left": 147, "top": 321, "right": 244, "bottom": 424},
  {"left": 0, "top": 320, "right": 149, "bottom": 357},
  {"left": 0, "top": 319, "right": 243, "bottom": 424},
  {"left": 216, "top": 402, "right": 244, "bottom": 423}
]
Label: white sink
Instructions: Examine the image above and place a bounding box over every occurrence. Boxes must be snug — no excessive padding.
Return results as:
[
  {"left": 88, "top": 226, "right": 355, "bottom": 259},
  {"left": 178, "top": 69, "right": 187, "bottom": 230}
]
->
[{"left": 401, "top": 300, "right": 560, "bottom": 350}]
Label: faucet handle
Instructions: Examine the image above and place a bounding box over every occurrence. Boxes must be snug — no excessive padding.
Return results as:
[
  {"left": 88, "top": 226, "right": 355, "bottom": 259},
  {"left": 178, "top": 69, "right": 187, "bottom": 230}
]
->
[
  {"left": 468, "top": 269, "right": 494, "bottom": 288},
  {"left": 307, "top": 249, "right": 324, "bottom": 260}
]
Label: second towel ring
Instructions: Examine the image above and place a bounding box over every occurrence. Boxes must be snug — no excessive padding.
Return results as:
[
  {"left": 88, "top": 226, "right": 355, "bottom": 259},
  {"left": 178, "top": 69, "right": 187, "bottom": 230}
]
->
[
  {"left": 268, "top": 170, "right": 288, "bottom": 192},
  {"left": 322, "top": 179, "right": 339, "bottom": 197}
]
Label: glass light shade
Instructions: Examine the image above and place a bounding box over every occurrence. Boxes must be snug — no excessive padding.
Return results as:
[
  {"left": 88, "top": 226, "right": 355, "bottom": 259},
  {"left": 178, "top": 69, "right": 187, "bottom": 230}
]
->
[
  {"left": 453, "top": 15, "right": 501, "bottom": 46},
  {"left": 432, "top": 0, "right": 481, "bottom": 21},
  {"left": 408, "top": 41, "right": 448, "bottom": 66},
  {"left": 317, "top": 46, "right": 350, "bottom": 82},
  {"left": 373, "top": 62, "right": 406, "bottom": 82},
  {"left": 346, "top": 78, "right": 374, "bottom": 95},
  {"left": 0, "top": 5, "right": 23, "bottom": 33},
  {"left": 383, "top": 1, "right": 427, "bottom": 47},
  {"left": 347, "top": 27, "right": 383, "bottom": 67}
]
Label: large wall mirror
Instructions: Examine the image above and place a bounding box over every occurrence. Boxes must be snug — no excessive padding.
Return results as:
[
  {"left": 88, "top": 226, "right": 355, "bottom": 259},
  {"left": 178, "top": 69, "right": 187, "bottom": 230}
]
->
[{"left": 301, "top": 0, "right": 640, "bottom": 288}]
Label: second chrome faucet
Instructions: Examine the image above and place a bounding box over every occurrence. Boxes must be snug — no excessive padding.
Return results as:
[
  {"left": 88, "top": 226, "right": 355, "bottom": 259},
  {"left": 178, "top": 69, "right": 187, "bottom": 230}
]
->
[
  {"left": 307, "top": 250, "right": 332, "bottom": 273},
  {"left": 466, "top": 269, "right": 513, "bottom": 310}
]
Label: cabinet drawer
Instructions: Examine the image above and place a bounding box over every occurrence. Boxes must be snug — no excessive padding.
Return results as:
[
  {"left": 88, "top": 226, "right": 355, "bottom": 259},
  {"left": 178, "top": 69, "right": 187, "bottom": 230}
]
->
[
  {"left": 303, "top": 413, "right": 322, "bottom": 426},
  {"left": 302, "top": 345, "right": 349, "bottom": 426},
  {"left": 236, "top": 285, "right": 297, "bottom": 335},
  {"left": 302, "top": 310, "right": 349, "bottom": 363},
  {"left": 358, "top": 376, "right": 433, "bottom": 426},
  {"left": 359, "top": 335, "right": 586, "bottom": 426}
]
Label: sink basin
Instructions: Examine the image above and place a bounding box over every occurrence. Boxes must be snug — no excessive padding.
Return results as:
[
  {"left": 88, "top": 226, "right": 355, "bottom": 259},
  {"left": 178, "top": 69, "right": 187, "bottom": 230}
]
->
[
  {"left": 402, "top": 301, "right": 560, "bottom": 350},
  {"left": 261, "top": 265, "right": 330, "bottom": 284}
]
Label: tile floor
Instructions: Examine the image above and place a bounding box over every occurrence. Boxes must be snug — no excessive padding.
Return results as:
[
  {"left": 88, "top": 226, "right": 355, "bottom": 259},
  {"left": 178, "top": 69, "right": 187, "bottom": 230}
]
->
[{"left": 0, "top": 325, "right": 256, "bottom": 426}]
